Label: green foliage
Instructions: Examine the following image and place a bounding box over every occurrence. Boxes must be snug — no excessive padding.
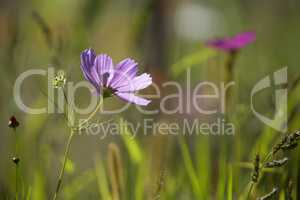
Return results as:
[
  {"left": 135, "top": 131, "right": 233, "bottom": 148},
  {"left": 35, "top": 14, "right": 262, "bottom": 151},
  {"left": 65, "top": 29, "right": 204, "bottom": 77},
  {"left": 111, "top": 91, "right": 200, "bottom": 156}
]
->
[
  {"left": 119, "top": 118, "right": 144, "bottom": 164},
  {"left": 2, "top": 0, "right": 300, "bottom": 199},
  {"left": 32, "top": 171, "right": 46, "bottom": 200},
  {"left": 171, "top": 48, "right": 216, "bottom": 77},
  {"left": 178, "top": 136, "right": 201, "bottom": 198},
  {"left": 95, "top": 157, "right": 111, "bottom": 200}
]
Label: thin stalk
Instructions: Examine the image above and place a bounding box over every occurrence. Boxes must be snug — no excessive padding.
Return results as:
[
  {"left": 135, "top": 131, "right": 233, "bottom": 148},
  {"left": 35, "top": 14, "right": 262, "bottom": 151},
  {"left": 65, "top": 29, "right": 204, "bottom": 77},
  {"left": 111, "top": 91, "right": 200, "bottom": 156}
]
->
[
  {"left": 246, "top": 156, "right": 271, "bottom": 199},
  {"left": 52, "top": 97, "right": 103, "bottom": 200},
  {"left": 63, "top": 89, "right": 68, "bottom": 105},
  {"left": 78, "top": 96, "right": 103, "bottom": 129},
  {"left": 14, "top": 128, "right": 19, "bottom": 200},
  {"left": 246, "top": 182, "right": 254, "bottom": 200},
  {"left": 246, "top": 148, "right": 276, "bottom": 199},
  {"left": 261, "top": 152, "right": 272, "bottom": 167},
  {"left": 39, "top": 88, "right": 69, "bottom": 124},
  {"left": 53, "top": 129, "right": 74, "bottom": 200},
  {"left": 16, "top": 163, "right": 19, "bottom": 200},
  {"left": 225, "top": 50, "right": 237, "bottom": 83},
  {"left": 225, "top": 50, "right": 237, "bottom": 111}
]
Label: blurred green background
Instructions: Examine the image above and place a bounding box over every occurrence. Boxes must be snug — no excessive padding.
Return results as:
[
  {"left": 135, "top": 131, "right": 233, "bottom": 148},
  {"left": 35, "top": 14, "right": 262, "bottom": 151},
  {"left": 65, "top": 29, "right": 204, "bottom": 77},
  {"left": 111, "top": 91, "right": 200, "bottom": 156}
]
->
[{"left": 1, "top": 0, "right": 300, "bottom": 199}]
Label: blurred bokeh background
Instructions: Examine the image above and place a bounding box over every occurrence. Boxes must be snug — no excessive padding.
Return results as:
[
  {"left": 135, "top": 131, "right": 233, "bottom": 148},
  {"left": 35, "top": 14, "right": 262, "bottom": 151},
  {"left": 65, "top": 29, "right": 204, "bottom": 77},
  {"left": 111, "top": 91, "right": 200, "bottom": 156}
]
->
[{"left": 1, "top": 0, "right": 300, "bottom": 199}]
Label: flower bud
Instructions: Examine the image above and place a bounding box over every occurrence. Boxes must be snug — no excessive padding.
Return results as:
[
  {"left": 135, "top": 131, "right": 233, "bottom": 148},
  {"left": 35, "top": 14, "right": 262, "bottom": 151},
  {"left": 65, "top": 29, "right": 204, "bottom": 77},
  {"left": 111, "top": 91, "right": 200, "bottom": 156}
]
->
[
  {"left": 53, "top": 70, "right": 66, "bottom": 88},
  {"left": 12, "top": 157, "right": 20, "bottom": 165},
  {"left": 8, "top": 116, "right": 19, "bottom": 129}
]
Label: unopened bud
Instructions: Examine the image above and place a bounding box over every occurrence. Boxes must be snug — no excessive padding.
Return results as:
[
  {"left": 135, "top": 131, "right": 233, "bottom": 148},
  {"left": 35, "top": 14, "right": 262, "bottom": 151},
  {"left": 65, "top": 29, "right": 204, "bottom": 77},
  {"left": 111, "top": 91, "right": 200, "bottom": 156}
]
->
[
  {"left": 53, "top": 70, "right": 66, "bottom": 88},
  {"left": 8, "top": 116, "right": 19, "bottom": 129},
  {"left": 12, "top": 157, "right": 20, "bottom": 165}
]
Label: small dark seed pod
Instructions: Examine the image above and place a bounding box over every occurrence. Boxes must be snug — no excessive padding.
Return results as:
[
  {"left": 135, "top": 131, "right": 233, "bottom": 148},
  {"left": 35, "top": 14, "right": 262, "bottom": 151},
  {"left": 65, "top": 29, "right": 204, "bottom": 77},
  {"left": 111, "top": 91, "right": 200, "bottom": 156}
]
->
[
  {"left": 281, "top": 142, "right": 298, "bottom": 151},
  {"left": 8, "top": 116, "right": 19, "bottom": 129},
  {"left": 265, "top": 157, "right": 288, "bottom": 168},
  {"left": 251, "top": 154, "right": 260, "bottom": 183},
  {"left": 12, "top": 157, "right": 20, "bottom": 165},
  {"left": 290, "top": 131, "right": 300, "bottom": 141},
  {"left": 272, "top": 135, "right": 288, "bottom": 155}
]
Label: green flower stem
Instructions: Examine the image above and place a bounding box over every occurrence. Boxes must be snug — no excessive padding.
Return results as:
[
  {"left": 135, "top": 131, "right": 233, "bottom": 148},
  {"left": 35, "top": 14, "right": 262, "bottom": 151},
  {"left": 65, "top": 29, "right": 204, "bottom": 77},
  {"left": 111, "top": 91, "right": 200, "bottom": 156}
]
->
[
  {"left": 225, "top": 50, "right": 237, "bottom": 111},
  {"left": 14, "top": 128, "right": 19, "bottom": 200},
  {"left": 53, "top": 128, "right": 74, "bottom": 200},
  {"left": 78, "top": 96, "right": 104, "bottom": 130},
  {"left": 15, "top": 162, "right": 18, "bottom": 199},
  {"left": 53, "top": 97, "right": 103, "bottom": 200}
]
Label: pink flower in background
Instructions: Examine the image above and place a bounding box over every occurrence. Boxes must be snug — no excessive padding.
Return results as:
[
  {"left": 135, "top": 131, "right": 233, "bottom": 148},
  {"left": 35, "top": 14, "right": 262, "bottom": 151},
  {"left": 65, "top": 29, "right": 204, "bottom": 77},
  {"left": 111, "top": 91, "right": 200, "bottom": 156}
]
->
[
  {"left": 80, "top": 48, "right": 152, "bottom": 106},
  {"left": 206, "top": 31, "right": 256, "bottom": 52}
]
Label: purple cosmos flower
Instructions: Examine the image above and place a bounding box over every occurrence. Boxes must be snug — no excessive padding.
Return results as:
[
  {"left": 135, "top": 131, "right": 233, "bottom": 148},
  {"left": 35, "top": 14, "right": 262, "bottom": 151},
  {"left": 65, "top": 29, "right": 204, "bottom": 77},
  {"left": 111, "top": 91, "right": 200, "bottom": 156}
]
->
[
  {"left": 80, "top": 48, "right": 152, "bottom": 106},
  {"left": 206, "top": 31, "right": 256, "bottom": 52}
]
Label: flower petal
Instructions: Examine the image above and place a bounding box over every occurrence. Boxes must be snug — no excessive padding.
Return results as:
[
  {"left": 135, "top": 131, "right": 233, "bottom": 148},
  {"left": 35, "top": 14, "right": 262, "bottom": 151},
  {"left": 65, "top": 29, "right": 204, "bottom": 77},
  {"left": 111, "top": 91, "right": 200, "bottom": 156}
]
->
[
  {"left": 116, "top": 73, "right": 152, "bottom": 92},
  {"left": 206, "top": 36, "right": 232, "bottom": 50},
  {"left": 80, "top": 48, "right": 96, "bottom": 80},
  {"left": 80, "top": 48, "right": 100, "bottom": 89},
  {"left": 115, "top": 92, "right": 151, "bottom": 106},
  {"left": 109, "top": 58, "right": 138, "bottom": 88},
  {"left": 94, "top": 54, "right": 114, "bottom": 86},
  {"left": 229, "top": 31, "right": 256, "bottom": 49},
  {"left": 206, "top": 31, "right": 256, "bottom": 51}
]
